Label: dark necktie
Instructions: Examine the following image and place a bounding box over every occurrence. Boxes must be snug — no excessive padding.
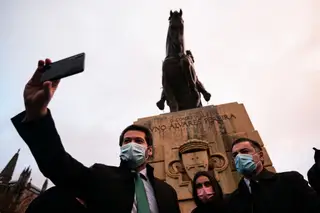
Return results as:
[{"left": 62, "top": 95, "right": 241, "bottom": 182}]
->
[
  {"left": 134, "top": 173, "right": 150, "bottom": 213},
  {"left": 250, "top": 180, "right": 259, "bottom": 195}
]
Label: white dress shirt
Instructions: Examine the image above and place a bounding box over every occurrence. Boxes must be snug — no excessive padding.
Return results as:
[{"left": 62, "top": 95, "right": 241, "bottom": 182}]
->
[
  {"left": 244, "top": 178, "right": 259, "bottom": 194},
  {"left": 244, "top": 178, "right": 252, "bottom": 193},
  {"left": 131, "top": 168, "right": 159, "bottom": 213}
]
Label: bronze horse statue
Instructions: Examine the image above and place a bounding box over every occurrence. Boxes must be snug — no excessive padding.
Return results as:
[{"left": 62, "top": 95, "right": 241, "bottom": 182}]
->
[{"left": 156, "top": 9, "right": 211, "bottom": 112}]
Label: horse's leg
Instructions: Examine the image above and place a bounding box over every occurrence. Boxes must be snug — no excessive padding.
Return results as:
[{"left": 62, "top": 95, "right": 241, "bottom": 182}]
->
[
  {"left": 156, "top": 89, "right": 166, "bottom": 110},
  {"left": 163, "top": 63, "right": 179, "bottom": 112},
  {"left": 196, "top": 78, "right": 211, "bottom": 102},
  {"left": 169, "top": 105, "right": 177, "bottom": 112},
  {"left": 164, "top": 85, "right": 178, "bottom": 112},
  {"left": 165, "top": 83, "right": 179, "bottom": 112}
]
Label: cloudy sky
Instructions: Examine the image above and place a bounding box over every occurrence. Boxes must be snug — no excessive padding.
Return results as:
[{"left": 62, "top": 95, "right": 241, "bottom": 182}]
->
[{"left": 0, "top": 0, "right": 319, "bottom": 188}]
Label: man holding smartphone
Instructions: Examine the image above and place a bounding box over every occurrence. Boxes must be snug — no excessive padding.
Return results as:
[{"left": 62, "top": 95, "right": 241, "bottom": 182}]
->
[{"left": 11, "top": 59, "right": 181, "bottom": 213}]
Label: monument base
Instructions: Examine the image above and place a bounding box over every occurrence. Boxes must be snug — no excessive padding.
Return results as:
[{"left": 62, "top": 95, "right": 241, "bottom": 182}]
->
[{"left": 134, "top": 102, "right": 275, "bottom": 213}]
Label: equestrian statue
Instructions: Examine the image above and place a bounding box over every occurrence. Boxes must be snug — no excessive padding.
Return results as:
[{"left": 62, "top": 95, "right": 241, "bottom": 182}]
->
[{"left": 156, "top": 9, "right": 211, "bottom": 112}]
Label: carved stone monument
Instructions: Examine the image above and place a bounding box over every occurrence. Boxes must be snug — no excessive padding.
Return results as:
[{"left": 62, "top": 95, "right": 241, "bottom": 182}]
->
[
  {"left": 136, "top": 10, "right": 275, "bottom": 213},
  {"left": 134, "top": 102, "right": 275, "bottom": 213}
]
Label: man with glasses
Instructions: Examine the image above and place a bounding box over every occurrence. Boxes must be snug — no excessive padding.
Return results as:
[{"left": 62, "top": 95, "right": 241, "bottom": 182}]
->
[{"left": 226, "top": 137, "right": 320, "bottom": 213}]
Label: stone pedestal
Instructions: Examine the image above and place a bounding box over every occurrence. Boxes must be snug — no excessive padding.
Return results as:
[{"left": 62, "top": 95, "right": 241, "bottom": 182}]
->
[{"left": 134, "top": 102, "right": 275, "bottom": 213}]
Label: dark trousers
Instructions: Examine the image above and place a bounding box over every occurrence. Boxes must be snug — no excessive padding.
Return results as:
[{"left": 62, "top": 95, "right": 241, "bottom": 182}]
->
[{"left": 26, "top": 187, "right": 88, "bottom": 213}]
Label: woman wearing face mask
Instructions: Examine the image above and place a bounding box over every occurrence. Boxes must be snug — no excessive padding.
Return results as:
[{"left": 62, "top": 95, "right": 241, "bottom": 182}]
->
[{"left": 191, "top": 171, "right": 225, "bottom": 213}]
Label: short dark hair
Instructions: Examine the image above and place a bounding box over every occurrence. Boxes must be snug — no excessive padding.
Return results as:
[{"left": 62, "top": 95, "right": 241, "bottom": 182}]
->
[
  {"left": 119, "top": 124, "right": 153, "bottom": 146},
  {"left": 231, "top": 137, "right": 262, "bottom": 151}
]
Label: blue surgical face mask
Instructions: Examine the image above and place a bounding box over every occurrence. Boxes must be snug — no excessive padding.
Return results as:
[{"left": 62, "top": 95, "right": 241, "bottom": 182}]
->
[
  {"left": 120, "top": 143, "right": 147, "bottom": 168},
  {"left": 235, "top": 154, "right": 257, "bottom": 175}
]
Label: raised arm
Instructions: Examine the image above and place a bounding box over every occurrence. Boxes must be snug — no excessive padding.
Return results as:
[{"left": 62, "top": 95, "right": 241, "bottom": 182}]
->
[{"left": 11, "top": 59, "right": 93, "bottom": 201}]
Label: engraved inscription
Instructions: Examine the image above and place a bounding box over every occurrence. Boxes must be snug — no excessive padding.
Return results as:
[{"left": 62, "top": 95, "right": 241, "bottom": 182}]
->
[{"left": 149, "top": 111, "right": 236, "bottom": 133}]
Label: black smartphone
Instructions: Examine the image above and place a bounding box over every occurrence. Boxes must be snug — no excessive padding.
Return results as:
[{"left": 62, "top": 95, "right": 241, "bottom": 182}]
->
[{"left": 40, "top": 52, "right": 85, "bottom": 83}]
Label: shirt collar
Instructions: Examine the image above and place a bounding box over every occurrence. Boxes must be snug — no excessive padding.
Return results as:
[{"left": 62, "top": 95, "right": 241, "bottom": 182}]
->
[
  {"left": 244, "top": 178, "right": 250, "bottom": 186},
  {"left": 252, "top": 168, "right": 276, "bottom": 181},
  {"left": 140, "top": 167, "right": 147, "bottom": 179},
  {"left": 239, "top": 169, "right": 276, "bottom": 194}
]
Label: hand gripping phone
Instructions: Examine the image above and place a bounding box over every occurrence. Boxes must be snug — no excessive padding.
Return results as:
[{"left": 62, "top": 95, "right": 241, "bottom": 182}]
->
[{"left": 40, "top": 52, "right": 85, "bottom": 83}]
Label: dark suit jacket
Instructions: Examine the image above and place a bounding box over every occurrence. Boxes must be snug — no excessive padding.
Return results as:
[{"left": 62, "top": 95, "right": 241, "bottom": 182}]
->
[
  {"left": 12, "top": 110, "right": 180, "bottom": 213},
  {"left": 225, "top": 169, "right": 320, "bottom": 213},
  {"left": 26, "top": 186, "right": 88, "bottom": 213}
]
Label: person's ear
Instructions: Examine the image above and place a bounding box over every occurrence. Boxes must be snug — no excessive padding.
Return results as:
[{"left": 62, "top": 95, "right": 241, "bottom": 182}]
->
[
  {"left": 147, "top": 146, "right": 153, "bottom": 158},
  {"left": 258, "top": 150, "right": 264, "bottom": 164}
]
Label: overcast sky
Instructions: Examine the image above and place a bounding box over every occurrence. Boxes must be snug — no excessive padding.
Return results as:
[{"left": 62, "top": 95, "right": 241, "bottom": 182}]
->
[{"left": 1, "top": 0, "right": 319, "bottom": 188}]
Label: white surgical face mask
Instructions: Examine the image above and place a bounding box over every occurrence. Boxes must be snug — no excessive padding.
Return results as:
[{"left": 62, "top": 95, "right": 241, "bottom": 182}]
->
[
  {"left": 120, "top": 143, "right": 147, "bottom": 168},
  {"left": 235, "top": 153, "right": 258, "bottom": 175}
]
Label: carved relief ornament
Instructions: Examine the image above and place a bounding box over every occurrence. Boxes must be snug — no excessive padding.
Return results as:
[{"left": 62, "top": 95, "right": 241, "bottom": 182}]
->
[{"left": 167, "top": 139, "right": 229, "bottom": 185}]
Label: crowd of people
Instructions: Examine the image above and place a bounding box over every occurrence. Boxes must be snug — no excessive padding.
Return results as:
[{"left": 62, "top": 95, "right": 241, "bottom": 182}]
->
[{"left": 11, "top": 59, "right": 320, "bottom": 213}]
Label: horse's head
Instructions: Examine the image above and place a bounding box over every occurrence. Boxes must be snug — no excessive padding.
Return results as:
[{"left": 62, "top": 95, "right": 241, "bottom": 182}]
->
[
  {"left": 168, "top": 9, "right": 184, "bottom": 31},
  {"left": 166, "top": 9, "right": 185, "bottom": 56}
]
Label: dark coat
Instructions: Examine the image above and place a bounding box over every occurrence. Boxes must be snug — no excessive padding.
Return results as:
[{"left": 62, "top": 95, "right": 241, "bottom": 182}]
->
[
  {"left": 26, "top": 186, "right": 88, "bottom": 213},
  {"left": 225, "top": 169, "right": 320, "bottom": 213},
  {"left": 308, "top": 164, "right": 320, "bottom": 195},
  {"left": 307, "top": 148, "right": 320, "bottom": 195},
  {"left": 11, "top": 110, "right": 180, "bottom": 213}
]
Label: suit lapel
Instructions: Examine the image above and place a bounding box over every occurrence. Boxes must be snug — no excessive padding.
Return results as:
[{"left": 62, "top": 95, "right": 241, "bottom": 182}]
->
[{"left": 146, "top": 164, "right": 163, "bottom": 211}]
